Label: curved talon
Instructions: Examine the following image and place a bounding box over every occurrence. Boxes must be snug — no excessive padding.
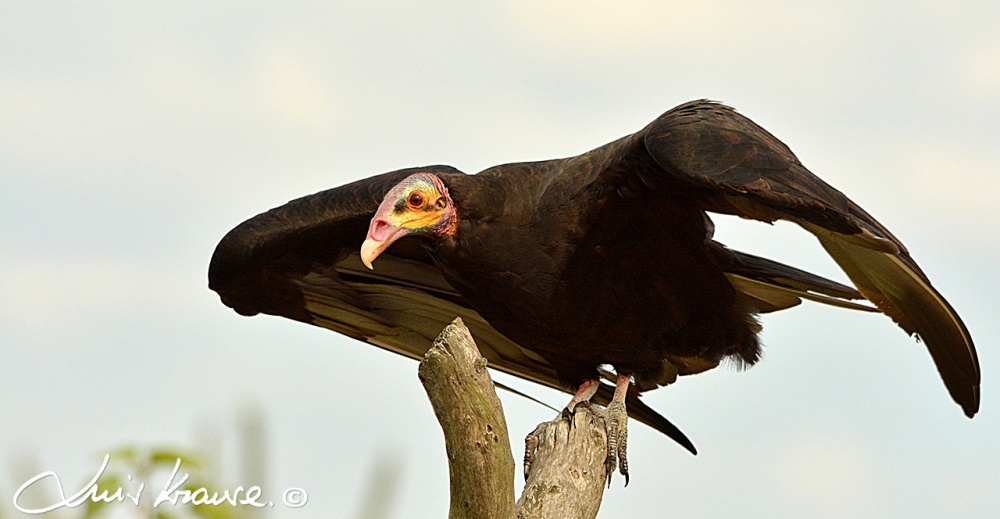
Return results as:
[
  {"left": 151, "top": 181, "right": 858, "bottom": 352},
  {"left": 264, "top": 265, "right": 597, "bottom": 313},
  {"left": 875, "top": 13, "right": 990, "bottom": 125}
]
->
[
  {"left": 619, "top": 423, "right": 629, "bottom": 486},
  {"left": 563, "top": 401, "right": 596, "bottom": 439},
  {"left": 605, "top": 399, "right": 629, "bottom": 486},
  {"left": 560, "top": 407, "right": 575, "bottom": 441},
  {"left": 563, "top": 380, "right": 600, "bottom": 442}
]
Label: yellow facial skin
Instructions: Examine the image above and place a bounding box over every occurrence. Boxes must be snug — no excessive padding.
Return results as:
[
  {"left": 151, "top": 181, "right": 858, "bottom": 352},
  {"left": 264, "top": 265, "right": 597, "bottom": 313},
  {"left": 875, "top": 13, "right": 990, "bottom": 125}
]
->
[
  {"left": 360, "top": 174, "right": 454, "bottom": 269},
  {"left": 390, "top": 187, "right": 447, "bottom": 229}
]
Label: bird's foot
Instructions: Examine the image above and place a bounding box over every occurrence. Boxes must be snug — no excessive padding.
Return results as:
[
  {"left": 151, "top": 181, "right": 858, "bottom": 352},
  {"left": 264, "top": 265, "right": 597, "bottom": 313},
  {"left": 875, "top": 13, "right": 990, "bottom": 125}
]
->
[
  {"left": 604, "top": 398, "right": 629, "bottom": 486},
  {"left": 562, "top": 380, "right": 600, "bottom": 440},
  {"left": 603, "top": 373, "right": 633, "bottom": 486},
  {"left": 561, "top": 400, "right": 595, "bottom": 423},
  {"left": 523, "top": 423, "right": 545, "bottom": 481}
]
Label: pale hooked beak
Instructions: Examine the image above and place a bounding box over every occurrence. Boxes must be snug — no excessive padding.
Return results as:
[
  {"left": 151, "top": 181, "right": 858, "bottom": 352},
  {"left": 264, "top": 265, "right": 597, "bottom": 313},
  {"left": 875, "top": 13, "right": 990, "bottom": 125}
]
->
[
  {"left": 360, "top": 217, "right": 408, "bottom": 269},
  {"left": 359, "top": 238, "right": 382, "bottom": 269}
]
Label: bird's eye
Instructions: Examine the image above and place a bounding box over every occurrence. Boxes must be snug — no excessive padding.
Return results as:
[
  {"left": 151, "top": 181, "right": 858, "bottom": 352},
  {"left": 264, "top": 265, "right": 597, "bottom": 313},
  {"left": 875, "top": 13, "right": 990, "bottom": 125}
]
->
[{"left": 408, "top": 192, "right": 424, "bottom": 208}]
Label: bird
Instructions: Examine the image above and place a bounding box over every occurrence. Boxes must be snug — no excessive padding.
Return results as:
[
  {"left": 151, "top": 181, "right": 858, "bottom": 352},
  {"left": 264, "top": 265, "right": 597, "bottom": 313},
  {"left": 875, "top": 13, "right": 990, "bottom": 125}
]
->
[{"left": 208, "top": 99, "right": 979, "bottom": 484}]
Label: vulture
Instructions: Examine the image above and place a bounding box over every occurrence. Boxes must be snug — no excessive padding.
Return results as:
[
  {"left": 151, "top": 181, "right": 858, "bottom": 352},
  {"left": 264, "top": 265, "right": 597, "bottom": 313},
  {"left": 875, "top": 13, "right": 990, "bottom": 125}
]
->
[{"left": 209, "top": 100, "right": 979, "bottom": 483}]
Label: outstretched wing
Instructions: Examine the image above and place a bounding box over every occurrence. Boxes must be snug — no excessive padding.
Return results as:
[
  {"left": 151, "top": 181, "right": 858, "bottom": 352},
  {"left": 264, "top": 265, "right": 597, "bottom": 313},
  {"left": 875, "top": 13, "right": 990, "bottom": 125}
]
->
[
  {"left": 208, "top": 166, "right": 697, "bottom": 453},
  {"left": 641, "top": 100, "right": 979, "bottom": 417}
]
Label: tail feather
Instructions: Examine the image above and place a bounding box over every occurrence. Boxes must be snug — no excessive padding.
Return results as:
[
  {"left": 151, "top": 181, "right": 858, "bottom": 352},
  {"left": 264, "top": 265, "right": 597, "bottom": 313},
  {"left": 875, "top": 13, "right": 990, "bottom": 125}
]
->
[{"left": 719, "top": 246, "right": 875, "bottom": 313}]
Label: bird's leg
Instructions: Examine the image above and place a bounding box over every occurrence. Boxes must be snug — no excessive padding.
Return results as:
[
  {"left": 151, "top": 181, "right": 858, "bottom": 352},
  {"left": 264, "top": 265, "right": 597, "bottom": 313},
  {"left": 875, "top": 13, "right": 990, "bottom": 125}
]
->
[
  {"left": 562, "top": 379, "right": 600, "bottom": 419},
  {"left": 525, "top": 379, "right": 602, "bottom": 479},
  {"left": 560, "top": 379, "right": 601, "bottom": 441},
  {"left": 604, "top": 373, "right": 631, "bottom": 486}
]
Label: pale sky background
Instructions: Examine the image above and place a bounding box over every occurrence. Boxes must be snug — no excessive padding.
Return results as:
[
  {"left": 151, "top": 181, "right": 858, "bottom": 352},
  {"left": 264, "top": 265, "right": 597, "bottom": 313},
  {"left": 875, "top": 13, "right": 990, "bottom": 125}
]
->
[{"left": 3, "top": 1, "right": 1000, "bottom": 518}]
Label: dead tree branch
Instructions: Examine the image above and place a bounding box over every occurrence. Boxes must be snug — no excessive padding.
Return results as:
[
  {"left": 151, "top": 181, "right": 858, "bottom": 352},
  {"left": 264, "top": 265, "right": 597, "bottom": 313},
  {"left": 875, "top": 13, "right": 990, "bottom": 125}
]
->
[{"left": 418, "top": 318, "right": 607, "bottom": 519}]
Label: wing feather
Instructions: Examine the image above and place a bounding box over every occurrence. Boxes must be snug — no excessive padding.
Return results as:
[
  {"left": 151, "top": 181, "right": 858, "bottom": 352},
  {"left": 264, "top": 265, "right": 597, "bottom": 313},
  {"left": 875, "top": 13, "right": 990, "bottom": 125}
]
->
[
  {"left": 209, "top": 167, "right": 696, "bottom": 451},
  {"left": 641, "top": 100, "right": 979, "bottom": 416}
]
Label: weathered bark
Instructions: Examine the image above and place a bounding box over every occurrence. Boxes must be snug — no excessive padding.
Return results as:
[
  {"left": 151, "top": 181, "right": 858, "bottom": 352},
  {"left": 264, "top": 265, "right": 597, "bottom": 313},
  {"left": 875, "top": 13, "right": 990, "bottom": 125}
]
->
[
  {"left": 418, "top": 318, "right": 517, "bottom": 519},
  {"left": 419, "top": 318, "right": 607, "bottom": 519},
  {"left": 517, "top": 407, "right": 607, "bottom": 518}
]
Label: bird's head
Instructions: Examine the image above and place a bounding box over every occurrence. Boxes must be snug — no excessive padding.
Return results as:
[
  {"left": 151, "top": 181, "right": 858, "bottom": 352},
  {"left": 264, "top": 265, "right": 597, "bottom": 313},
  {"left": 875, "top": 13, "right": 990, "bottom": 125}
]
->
[{"left": 361, "top": 172, "right": 457, "bottom": 269}]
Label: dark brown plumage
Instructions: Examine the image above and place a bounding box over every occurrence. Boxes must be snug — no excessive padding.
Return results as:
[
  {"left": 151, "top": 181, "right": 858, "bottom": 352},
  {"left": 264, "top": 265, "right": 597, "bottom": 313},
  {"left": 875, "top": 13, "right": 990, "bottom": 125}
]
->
[{"left": 208, "top": 100, "right": 979, "bottom": 464}]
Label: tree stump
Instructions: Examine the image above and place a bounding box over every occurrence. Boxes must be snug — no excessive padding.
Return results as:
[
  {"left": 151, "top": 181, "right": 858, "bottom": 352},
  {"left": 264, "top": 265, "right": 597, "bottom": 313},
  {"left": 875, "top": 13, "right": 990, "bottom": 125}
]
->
[{"left": 418, "top": 318, "right": 607, "bottom": 519}]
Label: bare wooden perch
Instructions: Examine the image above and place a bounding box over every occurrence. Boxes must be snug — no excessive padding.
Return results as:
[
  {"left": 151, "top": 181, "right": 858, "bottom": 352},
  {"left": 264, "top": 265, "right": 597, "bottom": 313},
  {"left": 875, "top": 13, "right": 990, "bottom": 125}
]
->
[
  {"left": 418, "top": 318, "right": 608, "bottom": 519},
  {"left": 517, "top": 409, "right": 608, "bottom": 518},
  {"left": 418, "top": 318, "right": 516, "bottom": 518}
]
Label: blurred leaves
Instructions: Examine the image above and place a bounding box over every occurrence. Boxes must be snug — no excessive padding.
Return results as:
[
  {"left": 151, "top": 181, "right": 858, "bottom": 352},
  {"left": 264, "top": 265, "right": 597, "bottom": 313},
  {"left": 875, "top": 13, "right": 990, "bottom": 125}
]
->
[{"left": 80, "top": 445, "right": 233, "bottom": 519}]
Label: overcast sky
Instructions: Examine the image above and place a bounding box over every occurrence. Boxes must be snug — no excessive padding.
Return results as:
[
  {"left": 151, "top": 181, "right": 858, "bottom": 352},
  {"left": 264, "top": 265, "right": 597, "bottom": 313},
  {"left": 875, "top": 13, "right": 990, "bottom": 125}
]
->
[{"left": 3, "top": 1, "right": 999, "bottom": 518}]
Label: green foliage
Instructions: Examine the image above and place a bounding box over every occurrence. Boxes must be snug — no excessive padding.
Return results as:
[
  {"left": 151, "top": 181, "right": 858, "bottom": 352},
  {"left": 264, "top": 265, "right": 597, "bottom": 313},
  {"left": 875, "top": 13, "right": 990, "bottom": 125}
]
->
[{"left": 79, "top": 445, "right": 238, "bottom": 519}]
